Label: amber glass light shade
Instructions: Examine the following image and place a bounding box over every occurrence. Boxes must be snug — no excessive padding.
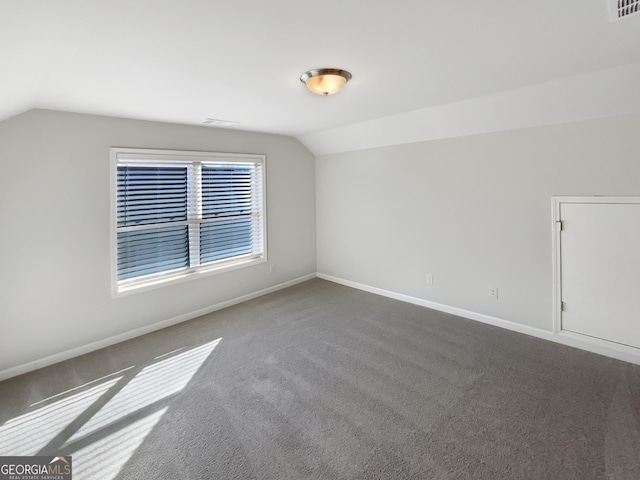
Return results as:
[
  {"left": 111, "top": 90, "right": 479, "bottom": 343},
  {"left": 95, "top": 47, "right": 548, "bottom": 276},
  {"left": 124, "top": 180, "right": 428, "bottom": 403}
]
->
[{"left": 300, "top": 69, "right": 352, "bottom": 96}]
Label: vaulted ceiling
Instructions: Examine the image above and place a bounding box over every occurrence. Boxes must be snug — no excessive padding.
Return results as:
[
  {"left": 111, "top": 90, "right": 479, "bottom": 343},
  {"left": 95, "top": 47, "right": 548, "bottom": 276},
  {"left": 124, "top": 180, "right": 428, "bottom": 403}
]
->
[{"left": 2, "top": 0, "right": 640, "bottom": 153}]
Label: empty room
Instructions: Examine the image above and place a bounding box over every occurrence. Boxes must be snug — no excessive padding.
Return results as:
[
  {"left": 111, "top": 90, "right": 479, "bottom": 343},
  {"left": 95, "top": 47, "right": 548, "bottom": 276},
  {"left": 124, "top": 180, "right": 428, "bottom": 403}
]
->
[{"left": 1, "top": 1, "right": 640, "bottom": 479}]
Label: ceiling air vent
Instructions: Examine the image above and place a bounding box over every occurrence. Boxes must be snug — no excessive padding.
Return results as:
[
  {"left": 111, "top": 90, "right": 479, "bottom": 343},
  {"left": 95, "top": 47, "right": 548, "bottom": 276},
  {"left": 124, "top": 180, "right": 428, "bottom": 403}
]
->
[
  {"left": 611, "top": 0, "right": 640, "bottom": 19},
  {"left": 201, "top": 118, "right": 238, "bottom": 127}
]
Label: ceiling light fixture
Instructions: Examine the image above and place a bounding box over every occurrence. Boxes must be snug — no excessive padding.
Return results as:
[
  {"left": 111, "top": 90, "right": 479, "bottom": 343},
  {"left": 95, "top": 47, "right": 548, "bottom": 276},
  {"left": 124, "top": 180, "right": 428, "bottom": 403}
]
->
[{"left": 300, "top": 68, "right": 352, "bottom": 96}]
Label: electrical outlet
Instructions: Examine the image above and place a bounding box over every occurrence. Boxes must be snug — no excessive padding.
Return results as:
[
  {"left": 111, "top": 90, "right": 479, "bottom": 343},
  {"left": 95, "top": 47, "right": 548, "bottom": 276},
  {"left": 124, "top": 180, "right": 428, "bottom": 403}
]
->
[
  {"left": 425, "top": 273, "right": 433, "bottom": 285},
  {"left": 269, "top": 264, "right": 276, "bottom": 274},
  {"left": 490, "top": 287, "right": 498, "bottom": 299}
]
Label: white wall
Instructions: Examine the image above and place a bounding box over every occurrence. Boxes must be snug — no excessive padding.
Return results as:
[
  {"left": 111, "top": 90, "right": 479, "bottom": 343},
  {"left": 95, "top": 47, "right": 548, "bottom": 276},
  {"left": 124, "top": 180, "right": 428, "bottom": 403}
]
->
[
  {"left": 0, "top": 110, "right": 316, "bottom": 373},
  {"left": 316, "top": 113, "right": 640, "bottom": 331}
]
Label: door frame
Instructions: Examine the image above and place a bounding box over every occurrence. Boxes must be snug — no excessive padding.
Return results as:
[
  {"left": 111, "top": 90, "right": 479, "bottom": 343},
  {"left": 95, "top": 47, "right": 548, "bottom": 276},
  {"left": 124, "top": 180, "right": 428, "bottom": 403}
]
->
[{"left": 551, "top": 196, "right": 640, "bottom": 334}]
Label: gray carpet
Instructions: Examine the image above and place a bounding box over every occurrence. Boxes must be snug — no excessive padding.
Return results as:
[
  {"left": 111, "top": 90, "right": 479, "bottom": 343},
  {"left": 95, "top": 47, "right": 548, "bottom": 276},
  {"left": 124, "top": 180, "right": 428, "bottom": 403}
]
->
[{"left": 1, "top": 279, "right": 639, "bottom": 479}]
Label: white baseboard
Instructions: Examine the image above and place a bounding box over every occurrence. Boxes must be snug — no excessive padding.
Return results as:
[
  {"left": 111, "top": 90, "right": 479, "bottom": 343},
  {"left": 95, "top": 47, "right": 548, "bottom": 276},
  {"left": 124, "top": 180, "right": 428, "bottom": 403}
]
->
[
  {"left": 5, "top": 271, "right": 637, "bottom": 381},
  {"left": 317, "top": 273, "right": 640, "bottom": 366},
  {"left": 0, "top": 273, "right": 317, "bottom": 381}
]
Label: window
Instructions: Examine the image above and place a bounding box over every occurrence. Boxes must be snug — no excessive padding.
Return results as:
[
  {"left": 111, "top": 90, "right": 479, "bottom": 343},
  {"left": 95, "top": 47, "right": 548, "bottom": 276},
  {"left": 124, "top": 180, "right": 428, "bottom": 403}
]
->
[{"left": 111, "top": 148, "right": 266, "bottom": 295}]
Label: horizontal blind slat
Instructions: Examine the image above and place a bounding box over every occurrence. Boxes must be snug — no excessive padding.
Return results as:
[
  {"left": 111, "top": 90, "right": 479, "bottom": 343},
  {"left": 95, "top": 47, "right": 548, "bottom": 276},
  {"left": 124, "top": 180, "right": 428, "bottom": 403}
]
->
[
  {"left": 116, "top": 199, "right": 190, "bottom": 281},
  {"left": 199, "top": 214, "right": 253, "bottom": 264},
  {"left": 202, "top": 166, "right": 253, "bottom": 221}
]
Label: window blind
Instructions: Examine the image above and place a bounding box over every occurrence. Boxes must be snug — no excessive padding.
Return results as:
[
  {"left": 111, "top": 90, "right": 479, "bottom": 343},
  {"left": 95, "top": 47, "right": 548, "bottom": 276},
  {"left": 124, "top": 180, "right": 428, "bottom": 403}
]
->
[
  {"left": 200, "top": 165, "right": 253, "bottom": 263},
  {"left": 117, "top": 166, "right": 190, "bottom": 281},
  {"left": 113, "top": 149, "right": 266, "bottom": 292}
]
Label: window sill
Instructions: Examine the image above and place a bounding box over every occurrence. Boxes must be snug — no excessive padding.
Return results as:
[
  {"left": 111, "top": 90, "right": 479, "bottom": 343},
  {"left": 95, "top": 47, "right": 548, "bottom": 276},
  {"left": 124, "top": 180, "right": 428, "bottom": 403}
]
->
[{"left": 112, "top": 256, "right": 266, "bottom": 298}]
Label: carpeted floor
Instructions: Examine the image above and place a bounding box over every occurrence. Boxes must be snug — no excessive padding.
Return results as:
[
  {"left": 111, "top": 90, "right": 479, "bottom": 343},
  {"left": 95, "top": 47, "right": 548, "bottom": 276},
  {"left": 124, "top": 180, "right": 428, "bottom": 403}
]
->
[{"left": 1, "top": 278, "right": 639, "bottom": 479}]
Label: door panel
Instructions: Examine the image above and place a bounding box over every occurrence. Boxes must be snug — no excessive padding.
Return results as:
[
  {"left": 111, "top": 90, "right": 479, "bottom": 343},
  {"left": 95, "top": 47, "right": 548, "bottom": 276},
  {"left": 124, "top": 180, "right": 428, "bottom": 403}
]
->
[{"left": 560, "top": 202, "right": 640, "bottom": 349}]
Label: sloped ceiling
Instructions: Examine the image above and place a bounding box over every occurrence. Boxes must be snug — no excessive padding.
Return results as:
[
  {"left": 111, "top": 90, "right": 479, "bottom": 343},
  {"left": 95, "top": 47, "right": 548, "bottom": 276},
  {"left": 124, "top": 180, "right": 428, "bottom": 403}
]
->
[{"left": 1, "top": 0, "right": 639, "bottom": 154}]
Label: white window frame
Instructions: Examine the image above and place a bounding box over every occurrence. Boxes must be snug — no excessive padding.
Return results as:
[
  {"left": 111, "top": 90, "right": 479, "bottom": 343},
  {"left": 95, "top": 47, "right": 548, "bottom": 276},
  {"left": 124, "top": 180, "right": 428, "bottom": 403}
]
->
[{"left": 110, "top": 147, "right": 267, "bottom": 297}]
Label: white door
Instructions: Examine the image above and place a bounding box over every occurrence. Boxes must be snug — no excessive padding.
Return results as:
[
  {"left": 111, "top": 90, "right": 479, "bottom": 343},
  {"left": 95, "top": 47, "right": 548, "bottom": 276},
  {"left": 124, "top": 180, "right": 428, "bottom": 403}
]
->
[{"left": 560, "top": 201, "right": 640, "bottom": 349}]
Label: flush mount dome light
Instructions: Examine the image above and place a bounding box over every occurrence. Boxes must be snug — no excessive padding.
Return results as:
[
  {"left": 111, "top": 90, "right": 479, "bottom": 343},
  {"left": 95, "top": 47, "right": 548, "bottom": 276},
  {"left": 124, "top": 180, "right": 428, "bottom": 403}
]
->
[{"left": 300, "top": 68, "right": 352, "bottom": 96}]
